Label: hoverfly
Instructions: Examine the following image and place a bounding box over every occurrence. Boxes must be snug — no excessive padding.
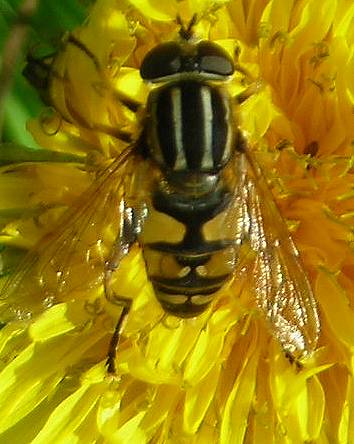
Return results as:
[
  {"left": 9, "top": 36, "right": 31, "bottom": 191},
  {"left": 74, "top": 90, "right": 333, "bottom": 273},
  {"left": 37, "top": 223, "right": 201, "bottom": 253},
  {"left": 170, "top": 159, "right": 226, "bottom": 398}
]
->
[{"left": 0, "top": 15, "right": 320, "bottom": 373}]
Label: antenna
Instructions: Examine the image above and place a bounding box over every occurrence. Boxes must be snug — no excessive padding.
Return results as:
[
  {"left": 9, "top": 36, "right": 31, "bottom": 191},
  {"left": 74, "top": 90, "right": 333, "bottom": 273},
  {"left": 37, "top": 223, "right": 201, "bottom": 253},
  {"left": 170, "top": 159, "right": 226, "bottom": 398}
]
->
[{"left": 177, "top": 14, "right": 198, "bottom": 40}]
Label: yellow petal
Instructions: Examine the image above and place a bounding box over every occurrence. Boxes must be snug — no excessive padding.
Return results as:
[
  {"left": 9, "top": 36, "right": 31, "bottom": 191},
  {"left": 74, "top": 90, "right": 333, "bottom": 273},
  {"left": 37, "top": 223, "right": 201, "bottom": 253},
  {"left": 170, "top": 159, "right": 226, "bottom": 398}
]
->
[
  {"left": 220, "top": 326, "right": 259, "bottom": 444},
  {"left": 127, "top": 0, "right": 176, "bottom": 21},
  {"left": 183, "top": 364, "right": 221, "bottom": 434},
  {"left": 316, "top": 269, "right": 354, "bottom": 352}
]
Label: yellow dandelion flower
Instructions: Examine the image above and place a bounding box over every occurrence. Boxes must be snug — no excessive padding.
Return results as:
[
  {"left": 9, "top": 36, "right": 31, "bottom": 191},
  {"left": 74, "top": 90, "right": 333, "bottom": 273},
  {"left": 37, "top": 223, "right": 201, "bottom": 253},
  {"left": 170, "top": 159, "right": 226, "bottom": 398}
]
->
[{"left": 0, "top": 0, "right": 354, "bottom": 443}]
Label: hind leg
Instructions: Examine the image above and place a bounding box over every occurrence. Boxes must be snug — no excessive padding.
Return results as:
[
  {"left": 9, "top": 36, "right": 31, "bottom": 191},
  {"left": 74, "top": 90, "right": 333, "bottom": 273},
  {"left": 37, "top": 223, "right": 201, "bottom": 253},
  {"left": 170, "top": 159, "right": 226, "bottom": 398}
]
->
[
  {"left": 103, "top": 202, "right": 144, "bottom": 374},
  {"left": 106, "top": 300, "right": 132, "bottom": 374}
]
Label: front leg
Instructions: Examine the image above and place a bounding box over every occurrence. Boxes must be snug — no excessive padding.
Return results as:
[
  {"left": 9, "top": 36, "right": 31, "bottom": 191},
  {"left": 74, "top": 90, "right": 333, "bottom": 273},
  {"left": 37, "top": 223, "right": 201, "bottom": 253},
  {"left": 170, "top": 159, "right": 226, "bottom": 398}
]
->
[
  {"left": 232, "top": 49, "right": 264, "bottom": 105},
  {"left": 234, "top": 79, "right": 264, "bottom": 104}
]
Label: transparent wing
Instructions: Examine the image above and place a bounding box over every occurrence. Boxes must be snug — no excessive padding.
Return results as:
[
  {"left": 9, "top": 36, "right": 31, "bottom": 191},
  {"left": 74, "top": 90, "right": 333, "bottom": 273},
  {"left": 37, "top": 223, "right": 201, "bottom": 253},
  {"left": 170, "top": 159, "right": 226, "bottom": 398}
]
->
[
  {"left": 0, "top": 146, "right": 137, "bottom": 322},
  {"left": 232, "top": 148, "right": 320, "bottom": 360}
]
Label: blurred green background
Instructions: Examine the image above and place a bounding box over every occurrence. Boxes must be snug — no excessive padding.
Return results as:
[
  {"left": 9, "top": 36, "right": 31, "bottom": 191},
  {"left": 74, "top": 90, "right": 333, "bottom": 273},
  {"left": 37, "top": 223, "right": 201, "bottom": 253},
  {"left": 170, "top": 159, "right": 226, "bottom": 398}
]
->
[
  {"left": 0, "top": 0, "right": 90, "bottom": 146},
  {"left": 0, "top": 1, "right": 90, "bottom": 282}
]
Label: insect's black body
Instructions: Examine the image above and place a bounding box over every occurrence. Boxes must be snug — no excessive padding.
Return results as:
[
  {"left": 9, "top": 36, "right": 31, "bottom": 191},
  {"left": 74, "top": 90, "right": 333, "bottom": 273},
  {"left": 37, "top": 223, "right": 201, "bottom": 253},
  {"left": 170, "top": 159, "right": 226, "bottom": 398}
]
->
[{"left": 139, "top": 38, "right": 238, "bottom": 317}]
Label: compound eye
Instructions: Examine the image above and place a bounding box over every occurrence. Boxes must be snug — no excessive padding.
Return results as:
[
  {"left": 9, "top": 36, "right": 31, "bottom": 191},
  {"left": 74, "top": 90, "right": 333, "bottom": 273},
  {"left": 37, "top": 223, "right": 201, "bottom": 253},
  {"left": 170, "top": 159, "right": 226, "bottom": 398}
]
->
[
  {"left": 140, "top": 42, "right": 182, "bottom": 80},
  {"left": 197, "top": 41, "right": 234, "bottom": 76}
]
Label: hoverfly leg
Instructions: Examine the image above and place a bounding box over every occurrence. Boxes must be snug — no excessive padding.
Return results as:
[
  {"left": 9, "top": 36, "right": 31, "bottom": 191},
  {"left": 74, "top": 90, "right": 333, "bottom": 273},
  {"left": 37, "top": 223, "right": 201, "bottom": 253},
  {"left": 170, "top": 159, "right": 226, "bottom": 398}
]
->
[
  {"left": 233, "top": 58, "right": 255, "bottom": 84},
  {"left": 104, "top": 201, "right": 139, "bottom": 301},
  {"left": 104, "top": 201, "right": 143, "bottom": 374},
  {"left": 66, "top": 34, "right": 100, "bottom": 70},
  {"left": 106, "top": 300, "right": 131, "bottom": 374},
  {"left": 234, "top": 79, "right": 264, "bottom": 105},
  {"left": 284, "top": 350, "right": 303, "bottom": 371},
  {"left": 113, "top": 91, "right": 142, "bottom": 114},
  {"left": 232, "top": 46, "right": 264, "bottom": 105}
]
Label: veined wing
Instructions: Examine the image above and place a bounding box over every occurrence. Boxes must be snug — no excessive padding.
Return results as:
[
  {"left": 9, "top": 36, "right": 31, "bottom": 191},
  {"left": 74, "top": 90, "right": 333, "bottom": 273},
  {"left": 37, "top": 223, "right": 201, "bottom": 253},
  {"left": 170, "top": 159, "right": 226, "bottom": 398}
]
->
[
  {"left": 234, "top": 147, "right": 320, "bottom": 360},
  {"left": 0, "top": 146, "right": 137, "bottom": 322}
]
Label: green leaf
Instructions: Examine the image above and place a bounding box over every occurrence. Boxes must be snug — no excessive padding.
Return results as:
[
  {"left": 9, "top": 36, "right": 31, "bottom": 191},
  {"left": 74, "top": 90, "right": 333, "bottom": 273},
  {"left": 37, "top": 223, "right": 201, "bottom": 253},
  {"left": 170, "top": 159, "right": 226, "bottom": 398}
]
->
[
  {"left": 0, "top": 143, "right": 86, "bottom": 165},
  {"left": 1, "top": 0, "right": 89, "bottom": 144}
]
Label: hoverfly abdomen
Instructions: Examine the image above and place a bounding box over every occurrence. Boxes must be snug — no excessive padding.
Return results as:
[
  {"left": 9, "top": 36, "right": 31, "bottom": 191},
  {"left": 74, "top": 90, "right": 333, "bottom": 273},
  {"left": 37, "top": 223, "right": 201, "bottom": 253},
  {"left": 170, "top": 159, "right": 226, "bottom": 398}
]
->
[{"left": 140, "top": 179, "right": 238, "bottom": 317}]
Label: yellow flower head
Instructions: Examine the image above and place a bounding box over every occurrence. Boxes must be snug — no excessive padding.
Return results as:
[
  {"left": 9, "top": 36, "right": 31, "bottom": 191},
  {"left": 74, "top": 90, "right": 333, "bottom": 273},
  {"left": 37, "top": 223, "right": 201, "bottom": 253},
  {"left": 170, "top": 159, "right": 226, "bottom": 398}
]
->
[{"left": 0, "top": 0, "right": 354, "bottom": 443}]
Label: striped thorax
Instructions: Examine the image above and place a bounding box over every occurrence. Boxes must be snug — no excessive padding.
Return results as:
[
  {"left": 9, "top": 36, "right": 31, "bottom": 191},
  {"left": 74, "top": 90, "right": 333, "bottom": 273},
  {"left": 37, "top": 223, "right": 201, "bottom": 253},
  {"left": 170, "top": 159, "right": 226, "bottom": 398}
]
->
[{"left": 146, "top": 80, "right": 234, "bottom": 173}]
